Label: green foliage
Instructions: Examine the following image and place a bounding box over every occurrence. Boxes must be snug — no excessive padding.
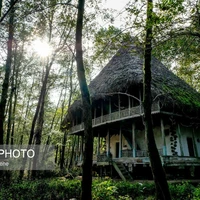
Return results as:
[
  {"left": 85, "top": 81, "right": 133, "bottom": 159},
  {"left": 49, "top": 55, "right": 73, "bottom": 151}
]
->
[
  {"left": 92, "top": 180, "right": 118, "bottom": 200},
  {"left": 161, "top": 83, "right": 200, "bottom": 108},
  {"left": 193, "top": 186, "right": 200, "bottom": 200},
  {"left": 169, "top": 182, "right": 195, "bottom": 200},
  {"left": 0, "top": 179, "right": 81, "bottom": 200},
  {"left": 92, "top": 25, "right": 133, "bottom": 66},
  {"left": 2, "top": 178, "right": 200, "bottom": 200},
  {"left": 92, "top": 180, "right": 155, "bottom": 200}
]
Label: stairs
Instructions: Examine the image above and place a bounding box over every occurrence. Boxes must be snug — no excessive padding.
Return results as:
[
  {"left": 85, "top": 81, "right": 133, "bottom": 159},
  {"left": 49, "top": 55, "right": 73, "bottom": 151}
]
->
[{"left": 112, "top": 162, "right": 133, "bottom": 181}]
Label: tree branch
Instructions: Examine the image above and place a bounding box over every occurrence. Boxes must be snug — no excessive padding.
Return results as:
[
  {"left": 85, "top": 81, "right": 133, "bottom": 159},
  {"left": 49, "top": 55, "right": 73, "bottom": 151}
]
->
[{"left": 0, "top": 0, "right": 20, "bottom": 23}]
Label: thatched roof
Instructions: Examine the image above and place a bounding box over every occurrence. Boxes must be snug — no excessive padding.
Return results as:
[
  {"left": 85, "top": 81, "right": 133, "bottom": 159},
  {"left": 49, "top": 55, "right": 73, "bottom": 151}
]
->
[{"left": 62, "top": 44, "right": 200, "bottom": 127}]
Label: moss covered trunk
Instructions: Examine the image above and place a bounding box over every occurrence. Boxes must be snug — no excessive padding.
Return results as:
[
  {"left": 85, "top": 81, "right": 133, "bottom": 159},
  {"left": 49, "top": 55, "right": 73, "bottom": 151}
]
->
[
  {"left": 0, "top": 0, "right": 15, "bottom": 144},
  {"left": 143, "top": 0, "right": 171, "bottom": 199},
  {"left": 75, "top": 0, "right": 93, "bottom": 199}
]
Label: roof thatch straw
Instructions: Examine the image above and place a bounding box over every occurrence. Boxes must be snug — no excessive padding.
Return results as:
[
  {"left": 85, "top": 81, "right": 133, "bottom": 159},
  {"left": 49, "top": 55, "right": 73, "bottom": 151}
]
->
[{"left": 62, "top": 44, "right": 200, "bottom": 128}]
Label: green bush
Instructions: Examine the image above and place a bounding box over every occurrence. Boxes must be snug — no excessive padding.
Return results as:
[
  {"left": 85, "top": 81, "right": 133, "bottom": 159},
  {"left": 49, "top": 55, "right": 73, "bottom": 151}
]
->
[
  {"left": 1, "top": 178, "right": 200, "bottom": 200},
  {"left": 193, "top": 185, "right": 200, "bottom": 200},
  {"left": 92, "top": 179, "right": 118, "bottom": 200},
  {"left": 114, "top": 181, "right": 155, "bottom": 198},
  {"left": 169, "top": 182, "right": 195, "bottom": 200},
  {"left": 0, "top": 179, "right": 81, "bottom": 200}
]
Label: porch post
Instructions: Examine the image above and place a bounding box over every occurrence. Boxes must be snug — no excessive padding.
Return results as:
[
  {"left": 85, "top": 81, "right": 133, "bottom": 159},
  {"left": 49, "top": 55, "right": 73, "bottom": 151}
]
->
[
  {"left": 97, "top": 132, "right": 100, "bottom": 155},
  {"left": 132, "top": 122, "right": 136, "bottom": 157},
  {"left": 109, "top": 97, "right": 111, "bottom": 120},
  {"left": 161, "top": 119, "right": 167, "bottom": 156},
  {"left": 118, "top": 94, "right": 120, "bottom": 118},
  {"left": 101, "top": 100, "right": 103, "bottom": 123},
  {"left": 80, "top": 135, "right": 84, "bottom": 161},
  {"left": 177, "top": 124, "right": 184, "bottom": 156},
  {"left": 119, "top": 125, "right": 122, "bottom": 157},
  {"left": 77, "top": 135, "right": 80, "bottom": 161},
  {"left": 192, "top": 128, "right": 198, "bottom": 157},
  {"left": 139, "top": 89, "right": 142, "bottom": 114},
  {"left": 107, "top": 128, "right": 110, "bottom": 156},
  {"left": 94, "top": 106, "right": 96, "bottom": 125},
  {"left": 128, "top": 96, "right": 131, "bottom": 115}
]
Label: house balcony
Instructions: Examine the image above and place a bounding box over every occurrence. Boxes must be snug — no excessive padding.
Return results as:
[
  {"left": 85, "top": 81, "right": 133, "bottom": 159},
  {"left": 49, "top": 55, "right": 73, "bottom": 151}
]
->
[
  {"left": 92, "top": 149, "right": 163, "bottom": 165},
  {"left": 70, "top": 102, "right": 160, "bottom": 134}
]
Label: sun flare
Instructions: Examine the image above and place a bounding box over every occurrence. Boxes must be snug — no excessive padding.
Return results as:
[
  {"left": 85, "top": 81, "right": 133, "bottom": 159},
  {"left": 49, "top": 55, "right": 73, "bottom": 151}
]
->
[{"left": 32, "top": 39, "right": 52, "bottom": 57}]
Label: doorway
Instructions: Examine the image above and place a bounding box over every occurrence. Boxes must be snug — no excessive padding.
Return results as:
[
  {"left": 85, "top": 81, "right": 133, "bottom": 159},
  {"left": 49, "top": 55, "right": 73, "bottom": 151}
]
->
[
  {"left": 187, "top": 137, "right": 195, "bottom": 157},
  {"left": 116, "top": 142, "right": 119, "bottom": 158}
]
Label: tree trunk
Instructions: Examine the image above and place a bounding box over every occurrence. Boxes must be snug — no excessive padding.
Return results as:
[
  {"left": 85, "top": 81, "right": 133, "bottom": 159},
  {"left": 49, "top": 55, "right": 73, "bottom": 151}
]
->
[
  {"left": 60, "top": 62, "right": 74, "bottom": 170},
  {"left": 6, "top": 88, "right": 14, "bottom": 144},
  {"left": 75, "top": 0, "right": 93, "bottom": 199},
  {"left": 143, "top": 1, "right": 171, "bottom": 199},
  {"left": 60, "top": 131, "right": 67, "bottom": 170},
  {"left": 0, "top": 0, "right": 14, "bottom": 144},
  {"left": 68, "top": 136, "right": 76, "bottom": 169},
  {"left": 0, "top": 0, "right": 2, "bottom": 17},
  {"left": 31, "top": 65, "right": 50, "bottom": 178},
  {"left": 6, "top": 53, "right": 16, "bottom": 145},
  {"left": 11, "top": 39, "right": 25, "bottom": 145}
]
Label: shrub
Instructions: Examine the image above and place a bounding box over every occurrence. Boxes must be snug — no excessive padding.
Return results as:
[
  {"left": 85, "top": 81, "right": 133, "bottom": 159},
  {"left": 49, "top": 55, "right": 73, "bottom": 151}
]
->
[
  {"left": 169, "top": 182, "right": 195, "bottom": 200},
  {"left": 1, "top": 178, "right": 200, "bottom": 200},
  {"left": 193, "top": 185, "right": 200, "bottom": 200},
  {"left": 114, "top": 181, "right": 155, "bottom": 198},
  {"left": 92, "top": 179, "right": 118, "bottom": 200}
]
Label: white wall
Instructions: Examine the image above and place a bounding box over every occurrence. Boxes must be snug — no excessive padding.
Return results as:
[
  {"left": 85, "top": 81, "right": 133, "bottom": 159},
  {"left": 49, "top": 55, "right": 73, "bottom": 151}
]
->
[
  {"left": 108, "top": 133, "right": 131, "bottom": 158},
  {"left": 194, "top": 127, "right": 200, "bottom": 157},
  {"left": 104, "top": 122, "right": 200, "bottom": 158},
  {"left": 108, "top": 126, "right": 165, "bottom": 158},
  {"left": 109, "top": 134, "right": 119, "bottom": 158},
  {"left": 179, "top": 125, "right": 200, "bottom": 157}
]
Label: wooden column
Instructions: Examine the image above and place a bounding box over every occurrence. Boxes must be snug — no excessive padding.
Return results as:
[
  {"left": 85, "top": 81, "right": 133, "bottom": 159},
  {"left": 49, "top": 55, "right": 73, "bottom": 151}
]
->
[
  {"left": 118, "top": 94, "right": 120, "bottom": 118},
  {"left": 101, "top": 100, "right": 103, "bottom": 123},
  {"left": 107, "top": 128, "right": 110, "bottom": 156},
  {"left": 138, "top": 89, "right": 142, "bottom": 114},
  {"left": 192, "top": 128, "right": 198, "bottom": 157},
  {"left": 109, "top": 97, "right": 111, "bottom": 120},
  {"left": 177, "top": 124, "right": 184, "bottom": 156},
  {"left": 80, "top": 135, "right": 84, "bottom": 161},
  {"left": 132, "top": 123, "right": 136, "bottom": 157},
  {"left": 161, "top": 119, "right": 167, "bottom": 156},
  {"left": 97, "top": 132, "right": 100, "bottom": 155},
  {"left": 119, "top": 125, "right": 122, "bottom": 157},
  {"left": 77, "top": 135, "right": 80, "bottom": 161},
  {"left": 94, "top": 106, "right": 96, "bottom": 125},
  {"left": 128, "top": 96, "right": 131, "bottom": 115}
]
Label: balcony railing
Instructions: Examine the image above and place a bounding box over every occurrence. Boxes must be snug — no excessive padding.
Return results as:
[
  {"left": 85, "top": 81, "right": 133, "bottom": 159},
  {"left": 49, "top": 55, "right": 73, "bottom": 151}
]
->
[
  {"left": 136, "top": 150, "right": 148, "bottom": 157},
  {"left": 97, "top": 152, "right": 112, "bottom": 162},
  {"left": 70, "top": 102, "right": 160, "bottom": 133},
  {"left": 122, "top": 149, "right": 132, "bottom": 157}
]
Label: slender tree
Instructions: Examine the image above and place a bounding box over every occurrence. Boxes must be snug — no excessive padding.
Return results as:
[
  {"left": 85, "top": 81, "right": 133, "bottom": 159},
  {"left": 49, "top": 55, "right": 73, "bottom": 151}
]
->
[
  {"left": 0, "top": 0, "right": 2, "bottom": 17},
  {"left": 0, "top": 0, "right": 15, "bottom": 144},
  {"left": 75, "top": 0, "right": 93, "bottom": 199},
  {"left": 143, "top": 0, "right": 171, "bottom": 199}
]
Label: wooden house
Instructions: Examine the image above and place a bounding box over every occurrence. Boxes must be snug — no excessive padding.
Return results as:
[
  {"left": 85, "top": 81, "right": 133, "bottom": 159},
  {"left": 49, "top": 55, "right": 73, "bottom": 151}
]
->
[{"left": 62, "top": 44, "right": 200, "bottom": 180}]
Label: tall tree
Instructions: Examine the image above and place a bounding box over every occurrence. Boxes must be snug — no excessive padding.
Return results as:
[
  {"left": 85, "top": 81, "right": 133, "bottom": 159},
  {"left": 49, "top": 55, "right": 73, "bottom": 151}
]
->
[
  {"left": 0, "top": 0, "right": 15, "bottom": 144},
  {"left": 0, "top": 0, "right": 2, "bottom": 17},
  {"left": 143, "top": 0, "right": 171, "bottom": 199},
  {"left": 75, "top": 0, "right": 93, "bottom": 199}
]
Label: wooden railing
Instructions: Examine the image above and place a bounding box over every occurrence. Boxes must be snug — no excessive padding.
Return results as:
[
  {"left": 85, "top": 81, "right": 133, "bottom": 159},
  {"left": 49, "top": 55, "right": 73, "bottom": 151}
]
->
[
  {"left": 93, "top": 148, "right": 163, "bottom": 163},
  {"left": 70, "top": 102, "right": 160, "bottom": 133},
  {"left": 122, "top": 149, "right": 132, "bottom": 157},
  {"left": 134, "top": 149, "right": 163, "bottom": 157},
  {"left": 136, "top": 150, "right": 148, "bottom": 157},
  {"left": 97, "top": 153, "right": 112, "bottom": 162}
]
